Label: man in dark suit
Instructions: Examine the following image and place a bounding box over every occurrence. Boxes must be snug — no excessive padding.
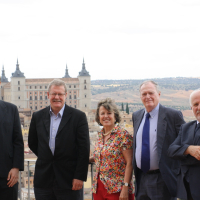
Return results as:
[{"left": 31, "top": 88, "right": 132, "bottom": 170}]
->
[
  {"left": 0, "top": 100, "right": 24, "bottom": 200},
  {"left": 28, "top": 79, "right": 90, "bottom": 200},
  {"left": 168, "top": 89, "right": 200, "bottom": 200},
  {"left": 132, "top": 80, "right": 185, "bottom": 200}
]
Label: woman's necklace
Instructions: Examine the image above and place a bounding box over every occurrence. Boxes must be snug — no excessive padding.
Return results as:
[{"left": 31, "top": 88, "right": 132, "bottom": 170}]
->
[{"left": 103, "top": 130, "right": 112, "bottom": 136}]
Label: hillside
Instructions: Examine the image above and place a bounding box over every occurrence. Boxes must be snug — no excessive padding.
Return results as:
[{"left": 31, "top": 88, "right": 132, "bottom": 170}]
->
[{"left": 91, "top": 77, "right": 200, "bottom": 122}]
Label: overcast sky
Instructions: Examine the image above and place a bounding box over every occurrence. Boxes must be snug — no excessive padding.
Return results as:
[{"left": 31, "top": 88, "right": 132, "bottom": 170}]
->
[{"left": 0, "top": 0, "right": 200, "bottom": 81}]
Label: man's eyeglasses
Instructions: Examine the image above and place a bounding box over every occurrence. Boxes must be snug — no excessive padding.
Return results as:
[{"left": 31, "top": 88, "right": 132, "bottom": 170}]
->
[{"left": 49, "top": 93, "right": 66, "bottom": 97}]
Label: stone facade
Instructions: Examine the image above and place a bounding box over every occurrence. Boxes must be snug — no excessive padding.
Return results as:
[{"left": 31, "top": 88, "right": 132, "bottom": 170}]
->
[{"left": 0, "top": 59, "right": 91, "bottom": 112}]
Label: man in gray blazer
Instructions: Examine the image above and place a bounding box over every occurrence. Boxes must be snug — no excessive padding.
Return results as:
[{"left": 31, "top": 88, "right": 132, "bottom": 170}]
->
[
  {"left": 0, "top": 101, "right": 24, "bottom": 200},
  {"left": 132, "top": 80, "right": 185, "bottom": 200},
  {"left": 168, "top": 89, "right": 200, "bottom": 200}
]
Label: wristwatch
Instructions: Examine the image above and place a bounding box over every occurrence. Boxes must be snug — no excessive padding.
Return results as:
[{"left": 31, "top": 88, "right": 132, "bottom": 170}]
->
[{"left": 123, "top": 182, "right": 130, "bottom": 187}]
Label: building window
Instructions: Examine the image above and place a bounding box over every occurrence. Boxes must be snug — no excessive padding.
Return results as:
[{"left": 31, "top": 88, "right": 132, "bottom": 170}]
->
[
  {"left": 35, "top": 106, "right": 37, "bottom": 110},
  {"left": 74, "top": 101, "right": 76, "bottom": 103},
  {"left": 40, "top": 96, "right": 42, "bottom": 100},
  {"left": 18, "top": 87, "right": 20, "bottom": 91},
  {"left": 69, "top": 85, "right": 71, "bottom": 88},
  {"left": 40, "top": 86, "right": 42, "bottom": 89},
  {"left": 35, "top": 92, "right": 37, "bottom": 94},
  {"left": 30, "top": 86, "right": 32, "bottom": 89},
  {"left": 84, "top": 80, "right": 86, "bottom": 84},
  {"left": 85, "top": 95, "right": 87, "bottom": 98},
  {"left": 30, "top": 92, "right": 32, "bottom": 94},
  {"left": 85, "top": 104, "right": 87, "bottom": 107},
  {"left": 84, "top": 85, "right": 86, "bottom": 89},
  {"left": 74, "top": 105, "right": 76, "bottom": 108},
  {"left": 35, "top": 96, "right": 37, "bottom": 100},
  {"left": 74, "top": 95, "right": 76, "bottom": 99},
  {"left": 35, "top": 86, "right": 37, "bottom": 89},
  {"left": 45, "top": 86, "right": 47, "bottom": 89},
  {"left": 30, "top": 106, "right": 32, "bottom": 110},
  {"left": 40, "top": 92, "right": 42, "bottom": 94},
  {"left": 69, "top": 95, "right": 71, "bottom": 99},
  {"left": 45, "top": 96, "right": 47, "bottom": 100},
  {"left": 74, "top": 85, "right": 76, "bottom": 88},
  {"left": 40, "top": 106, "right": 42, "bottom": 108},
  {"left": 18, "top": 96, "right": 20, "bottom": 99},
  {"left": 30, "top": 96, "right": 32, "bottom": 100},
  {"left": 18, "top": 81, "right": 20, "bottom": 85}
]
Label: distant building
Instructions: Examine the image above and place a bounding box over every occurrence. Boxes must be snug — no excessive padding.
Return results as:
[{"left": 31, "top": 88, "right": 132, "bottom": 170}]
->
[{"left": 0, "top": 59, "right": 91, "bottom": 112}]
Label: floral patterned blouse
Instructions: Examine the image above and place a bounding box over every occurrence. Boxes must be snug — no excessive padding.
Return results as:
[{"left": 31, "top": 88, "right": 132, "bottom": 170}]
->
[{"left": 92, "top": 125, "right": 134, "bottom": 194}]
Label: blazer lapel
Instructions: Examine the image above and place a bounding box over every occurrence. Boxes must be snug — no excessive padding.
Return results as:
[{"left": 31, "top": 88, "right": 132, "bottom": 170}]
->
[
  {"left": 42, "top": 107, "right": 51, "bottom": 137},
  {"left": 157, "top": 104, "right": 167, "bottom": 161},
  {"left": 0, "top": 101, "right": 6, "bottom": 123},
  {"left": 56, "top": 105, "right": 72, "bottom": 136}
]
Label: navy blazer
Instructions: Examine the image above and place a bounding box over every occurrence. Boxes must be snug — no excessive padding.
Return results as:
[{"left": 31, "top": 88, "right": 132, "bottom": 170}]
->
[
  {"left": 132, "top": 104, "right": 185, "bottom": 197},
  {"left": 0, "top": 100, "right": 24, "bottom": 179},
  {"left": 168, "top": 121, "right": 200, "bottom": 200},
  {"left": 28, "top": 105, "right": 90, "bottom": 189}
]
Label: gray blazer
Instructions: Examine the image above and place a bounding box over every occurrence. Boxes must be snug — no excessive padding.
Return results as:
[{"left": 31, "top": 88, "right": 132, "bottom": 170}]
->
[
  {"left": 132, "top": 104, "right": 185, "bottom": 197},
  {"left": 0, "top": 100, "right": 24, "bottom": 179},
  {"left": 168, "top": 121, "right": 200, "bottom": 200}
]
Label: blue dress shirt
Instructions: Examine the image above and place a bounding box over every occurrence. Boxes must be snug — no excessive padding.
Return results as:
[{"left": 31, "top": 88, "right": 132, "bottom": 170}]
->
[
  {"left": 49, "top": 104, "right": 65, "bottom": 154},
  {"left": 136, "top": 103, "right": 160, "bottom": 170}
]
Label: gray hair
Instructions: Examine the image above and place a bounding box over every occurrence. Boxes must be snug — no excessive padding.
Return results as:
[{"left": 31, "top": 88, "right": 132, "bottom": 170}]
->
[
  {"left": 189, "top": 88, "right": 200, "bottom": 106},
  {"left": 95, "top": 98, "right": 121, "bottom": 125},
  {"left": 139, "top": 80, "right": 160, "bottom": 93},
  {"left": 48, "top": 79, "right": 67, "bottom": 93}
]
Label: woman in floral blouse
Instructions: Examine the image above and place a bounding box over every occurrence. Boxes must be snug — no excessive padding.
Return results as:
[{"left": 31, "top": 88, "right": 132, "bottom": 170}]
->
[{"left": 90, "top": 98, "right": 134, "bottom": 200}]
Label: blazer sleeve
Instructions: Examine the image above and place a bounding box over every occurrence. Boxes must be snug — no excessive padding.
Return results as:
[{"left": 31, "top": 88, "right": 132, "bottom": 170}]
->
[
  {"left": 174, "top": 110, "right": 185, "bottom": 136},
  {"left": 28, "top": 112, "right": 38, "bottom": 156},
  {"left": 12, "top": 106, "right": 24, "bottom": 171},
  {"left": 73, "top": 112, "right": 90, "bottom": 181},
  {"left": 168, "top": 125, "right": 189, "bottom": 159}
]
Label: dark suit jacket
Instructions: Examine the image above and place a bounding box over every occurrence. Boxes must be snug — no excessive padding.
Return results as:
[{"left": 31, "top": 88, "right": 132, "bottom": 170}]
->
[
  {"left": 168, "top": 121, "right": 200, "bottom": 199},
  {"left": 0, "top": 100, "right": 24, "bottom": 179},
  {"left": 28, "top": 105, "right": 90, "bottom": 189},
  {"left": 132, "top": 104, "right": 185, "bottom": 197}
]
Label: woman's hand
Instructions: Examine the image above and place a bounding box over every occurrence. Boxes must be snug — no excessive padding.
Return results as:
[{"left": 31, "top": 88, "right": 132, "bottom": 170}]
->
[
  {"left": 89, "top": 156, "right": 95, "bottom": 163},
  {"left": 119, "top": 186, "right": 129, "bottom": 200}
]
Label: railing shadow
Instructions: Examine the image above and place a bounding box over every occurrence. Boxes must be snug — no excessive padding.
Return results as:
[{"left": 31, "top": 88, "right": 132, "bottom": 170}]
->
[{"left": 18, "top": 159, "right": 95, "bottom": 200}]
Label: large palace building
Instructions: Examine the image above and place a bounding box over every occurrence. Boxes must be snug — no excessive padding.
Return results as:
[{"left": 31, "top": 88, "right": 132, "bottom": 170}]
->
[{"left": 0, "top": 59, "right": 91, "bottom": 112}]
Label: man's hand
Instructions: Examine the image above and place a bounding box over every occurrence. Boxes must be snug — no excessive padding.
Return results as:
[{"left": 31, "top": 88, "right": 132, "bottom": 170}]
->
[
  {"left": 7, "top": 168, "right": 19, "bottom": 187},
  {"left": 185, "top": 145, "right": 200, "bottom": 160},
  {"left": 72, "top": 179, "right": 83, "bottom": 190}
]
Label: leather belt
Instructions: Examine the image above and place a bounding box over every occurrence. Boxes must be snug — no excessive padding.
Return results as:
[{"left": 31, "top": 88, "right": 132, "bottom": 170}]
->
[{"left": 146, "top": 169, "right": 160, "bottom": 174}]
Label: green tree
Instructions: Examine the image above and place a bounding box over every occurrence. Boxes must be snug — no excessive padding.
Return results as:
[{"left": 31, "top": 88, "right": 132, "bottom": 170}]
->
[
  {"left": 121, "top": 103, "right": 124, "bottom": 111},
  {"left": 126, "top": 103, "right": 129, "bottom": 114}
]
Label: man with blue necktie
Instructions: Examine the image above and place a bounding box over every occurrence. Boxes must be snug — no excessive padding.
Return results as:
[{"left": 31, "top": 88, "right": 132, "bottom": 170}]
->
[
  {"left": 132, "top": 80, "right": 185, "bottom": 200},
  {"left": 168, "top": 89, "right": 200, "bottom": 200}
]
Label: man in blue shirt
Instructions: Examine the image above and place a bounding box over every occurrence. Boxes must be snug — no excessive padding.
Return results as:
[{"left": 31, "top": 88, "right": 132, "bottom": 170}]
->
[
  {"left": 132, "top": 80, "right": 185, "bottom": 200},
  {"left": 28, "top": 79, "right": 90, "bottom": 200}
]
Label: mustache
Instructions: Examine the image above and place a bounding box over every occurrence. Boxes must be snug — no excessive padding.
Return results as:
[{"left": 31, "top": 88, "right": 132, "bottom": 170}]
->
[{"left": 53, "top": 100, "right": 62, "bottom": 102}]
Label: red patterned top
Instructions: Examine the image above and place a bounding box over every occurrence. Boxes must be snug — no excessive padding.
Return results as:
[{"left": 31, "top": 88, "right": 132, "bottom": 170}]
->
[{"left": 92, "top": 125, "right": 134, "bottom": 194}]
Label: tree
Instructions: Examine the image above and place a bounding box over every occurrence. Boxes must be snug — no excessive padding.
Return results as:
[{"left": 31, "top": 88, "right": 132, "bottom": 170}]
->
[
  {"left": 121, "top": 103, "right": 124, "bottom": 111},
  {"left": 126, "top": 103, "right": 129, "bottom": 114}
]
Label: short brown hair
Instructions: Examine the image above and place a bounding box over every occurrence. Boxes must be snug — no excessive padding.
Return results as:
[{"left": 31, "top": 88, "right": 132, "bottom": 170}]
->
[
  {"left": 95, "top": 98, "right": 121, "bottom": 125},
  {"left": 48, "top": 79, "right": 67, "bottom": 93}
]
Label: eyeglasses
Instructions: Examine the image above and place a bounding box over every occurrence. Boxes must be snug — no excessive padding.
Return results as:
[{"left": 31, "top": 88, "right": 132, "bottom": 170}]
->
[{"left": 49, "top": 93, "right": 66, "bottom": 97}]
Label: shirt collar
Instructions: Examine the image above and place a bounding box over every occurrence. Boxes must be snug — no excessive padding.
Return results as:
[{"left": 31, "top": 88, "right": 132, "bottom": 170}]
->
[
  {"left": 145, "top": 103, "right": 159, "bottom": 118},
  {"left": 49, "top": 104, "right": 65, "bottom": 117}
]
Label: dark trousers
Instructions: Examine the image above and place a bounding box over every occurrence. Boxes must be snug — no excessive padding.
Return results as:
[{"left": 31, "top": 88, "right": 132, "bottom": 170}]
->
[
  {"left": 184, "top": 178, "right": 193, "bottom": 200},
  {"left": 34, "top": 179, "right": 82, "bottom": 200},
  {"left": 0, "top": 177, "right": 15, "bottom": 200},
  {"left": 136, "top": 170, "right": 176, "bottom": 200}
]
